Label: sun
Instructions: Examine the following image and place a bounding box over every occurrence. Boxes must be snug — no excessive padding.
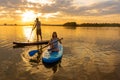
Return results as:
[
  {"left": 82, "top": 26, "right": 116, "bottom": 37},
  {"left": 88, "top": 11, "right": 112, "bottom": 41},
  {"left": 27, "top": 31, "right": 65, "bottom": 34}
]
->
[{"left": 21, "top": 11, "right": 37, "bottom": 22}]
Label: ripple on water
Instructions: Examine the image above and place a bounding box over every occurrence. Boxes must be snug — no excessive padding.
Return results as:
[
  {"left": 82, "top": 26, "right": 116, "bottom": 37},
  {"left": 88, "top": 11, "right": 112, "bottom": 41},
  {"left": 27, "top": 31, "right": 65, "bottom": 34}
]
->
[{"left": 0, "top": 39, "right": 13, "bottom": 49}]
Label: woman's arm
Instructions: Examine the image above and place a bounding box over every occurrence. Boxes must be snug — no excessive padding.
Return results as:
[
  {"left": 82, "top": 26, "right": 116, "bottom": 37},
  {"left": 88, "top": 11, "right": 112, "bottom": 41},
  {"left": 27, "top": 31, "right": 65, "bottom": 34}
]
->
[
  {"left": 58, "top": 38, "right": 62, "bottom": 44},
  {"left": 48, "top": 39, "right": 52, "bottom": 45}
]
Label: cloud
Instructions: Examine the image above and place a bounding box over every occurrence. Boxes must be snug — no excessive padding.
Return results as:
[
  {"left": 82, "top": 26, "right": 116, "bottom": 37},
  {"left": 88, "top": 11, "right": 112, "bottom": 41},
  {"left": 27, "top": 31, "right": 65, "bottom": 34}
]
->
[
  {"left": 60, "top": 0, "right": 120, "bottom": 16},
  {"left": 0, "top": 0, "right": 120, "bottom": 20},
  {"left": 86, "top": 1, "right": 119, "bottom": 15},
  {"left": 39, "top": 0, "right": 120, "bottom": 16},
  {"left": 1, "top": 0, "right": 119, "bottom": 15},
  {"left": 0, "top": 0, "right": 23, "bottom": 8},
  {"left": 40, "top": 0, "right": 74, "bottom": 13}
]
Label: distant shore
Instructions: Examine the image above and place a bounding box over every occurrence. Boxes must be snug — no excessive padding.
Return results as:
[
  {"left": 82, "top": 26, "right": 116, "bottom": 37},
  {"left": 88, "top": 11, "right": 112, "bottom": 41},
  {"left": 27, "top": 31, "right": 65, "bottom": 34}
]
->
[
  {"left": 78, "top": 23, "right": 120, "bottom": 27},
  {"left": 0, "top": 22, "right": 120, "bottom": 27},
  {"left": 63, "top": 22, "right": 120, "bottom": 27}
]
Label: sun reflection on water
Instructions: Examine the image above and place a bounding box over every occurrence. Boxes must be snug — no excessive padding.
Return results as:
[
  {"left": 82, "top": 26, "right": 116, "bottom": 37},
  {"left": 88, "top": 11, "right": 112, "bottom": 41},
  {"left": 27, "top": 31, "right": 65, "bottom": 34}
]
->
[{"left": 23, "top": 26, "right": 35, "bottom": 41}]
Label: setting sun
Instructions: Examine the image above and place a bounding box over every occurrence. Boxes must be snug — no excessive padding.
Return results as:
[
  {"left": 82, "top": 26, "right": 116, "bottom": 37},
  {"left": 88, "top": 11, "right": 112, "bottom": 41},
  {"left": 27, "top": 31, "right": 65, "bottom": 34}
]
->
[{"left": 22, "top": 11, "right": 37, "bottom": 22}]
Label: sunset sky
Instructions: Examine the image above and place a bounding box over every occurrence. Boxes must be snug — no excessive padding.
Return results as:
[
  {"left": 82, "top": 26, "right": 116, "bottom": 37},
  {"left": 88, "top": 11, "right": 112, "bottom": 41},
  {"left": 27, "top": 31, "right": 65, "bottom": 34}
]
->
[{"left": 0, "top": 0, "right": 120, "bottom": 24}]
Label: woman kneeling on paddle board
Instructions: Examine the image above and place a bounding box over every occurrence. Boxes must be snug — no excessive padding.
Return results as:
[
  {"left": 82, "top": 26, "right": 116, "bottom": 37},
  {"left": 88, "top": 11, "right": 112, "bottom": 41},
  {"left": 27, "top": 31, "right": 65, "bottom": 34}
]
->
[{"left": 49, "top": 32, "right": 61, "bottom": 52}]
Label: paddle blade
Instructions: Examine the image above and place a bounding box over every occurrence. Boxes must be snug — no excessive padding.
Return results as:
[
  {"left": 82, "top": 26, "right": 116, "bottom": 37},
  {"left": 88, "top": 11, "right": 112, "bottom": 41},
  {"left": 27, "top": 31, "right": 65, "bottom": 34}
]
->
[{"left": 29, "top": 50, "right": 39, "bottom": 56}]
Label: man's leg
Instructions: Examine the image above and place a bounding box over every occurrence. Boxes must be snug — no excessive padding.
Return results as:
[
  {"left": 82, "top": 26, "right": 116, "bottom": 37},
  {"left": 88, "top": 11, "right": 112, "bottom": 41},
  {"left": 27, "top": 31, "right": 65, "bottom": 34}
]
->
[
  {"left": 37, "top": 35, "right": 39, "bottom": 42},
  {"left": 40, "top": 35, "right": 42, "bottom": 41}
]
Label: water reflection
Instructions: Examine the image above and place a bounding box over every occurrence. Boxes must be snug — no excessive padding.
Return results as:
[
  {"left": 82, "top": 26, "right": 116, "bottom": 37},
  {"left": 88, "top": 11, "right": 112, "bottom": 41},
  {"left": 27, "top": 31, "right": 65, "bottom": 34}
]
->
[
  {"left": 23, "top": 26, "right": 35, "bottom": 41},
  {"left": 75, "top": 27, "right": 120, "bottom": 41},
  {"left": 42, "top": 60, "right": 62, "bottom": 73},
  {"left": 64, "top": 26, "right": 76, "bottom": 29},
  {"left": 1, "top": 26, "right": 120, "bottom": 80},
  {"left": 20, "top": 26, "right": 120, "bottom": 77}
]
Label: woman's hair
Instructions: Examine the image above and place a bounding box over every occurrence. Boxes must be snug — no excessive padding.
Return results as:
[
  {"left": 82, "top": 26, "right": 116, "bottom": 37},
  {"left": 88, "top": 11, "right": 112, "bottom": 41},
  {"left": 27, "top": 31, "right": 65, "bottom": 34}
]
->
[{"left": 52, "top": 32, "right": 57, "bottom": 38}]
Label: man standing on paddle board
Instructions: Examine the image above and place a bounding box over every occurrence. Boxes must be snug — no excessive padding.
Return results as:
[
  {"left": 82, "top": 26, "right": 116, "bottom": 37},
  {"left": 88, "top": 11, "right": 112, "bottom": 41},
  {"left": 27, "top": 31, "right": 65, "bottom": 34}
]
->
[
  {"left": 32, "top": 18, "right": 42, "bottom": 41},
  {"left": 32, "top": 18, "right": 42, "bottom": 62}
]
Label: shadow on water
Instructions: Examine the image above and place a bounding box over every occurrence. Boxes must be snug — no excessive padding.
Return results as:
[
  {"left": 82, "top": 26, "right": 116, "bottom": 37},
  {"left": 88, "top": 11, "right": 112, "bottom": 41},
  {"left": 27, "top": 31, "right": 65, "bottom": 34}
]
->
[
  {"left": 29, "top": 45, "right": 42, "bottom": 63},
  {"left": 13, "top": 45, "right": 25, "bottom": 48},
  {"left": 42, "top": 59, "right": 62, "bottom": 73}
]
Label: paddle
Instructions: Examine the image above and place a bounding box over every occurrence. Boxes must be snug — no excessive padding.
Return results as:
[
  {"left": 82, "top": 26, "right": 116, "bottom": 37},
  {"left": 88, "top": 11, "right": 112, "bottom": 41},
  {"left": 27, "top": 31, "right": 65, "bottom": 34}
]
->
[
  {"left": 28, "top": 29, "right": 33, "bottom": 42},
  {"left": 28, "top": 23, "right": 35, "bottom": 42},
  {"left": 29, "top": 38, "right": 63, "bottom": 56}
]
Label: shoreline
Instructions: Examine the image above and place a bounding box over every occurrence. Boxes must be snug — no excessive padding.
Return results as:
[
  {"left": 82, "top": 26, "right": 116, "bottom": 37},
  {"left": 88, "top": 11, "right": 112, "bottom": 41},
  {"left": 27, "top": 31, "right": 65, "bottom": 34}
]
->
[{"left": 0, "top": 23, "right": 120, "bottom": 27}]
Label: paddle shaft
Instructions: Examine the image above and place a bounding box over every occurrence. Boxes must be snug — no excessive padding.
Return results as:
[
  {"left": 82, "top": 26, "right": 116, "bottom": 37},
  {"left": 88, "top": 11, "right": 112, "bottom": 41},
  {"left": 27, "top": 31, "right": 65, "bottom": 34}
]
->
[
  {"left": 39, "top": 38, "right": 63, "bottom": 50},
  {"left": 28, "top": 29, "right": 33, "bottom": 42},
  {"left": 29, "top": 38, "right": 63, "bottom": 56}
]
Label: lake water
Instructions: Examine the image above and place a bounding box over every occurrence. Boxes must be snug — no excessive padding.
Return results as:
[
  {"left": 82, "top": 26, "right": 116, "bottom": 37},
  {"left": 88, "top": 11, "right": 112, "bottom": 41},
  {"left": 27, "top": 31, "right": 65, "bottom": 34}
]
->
[{"left": 0, "top": 26, "right": 120, "bottom": 80}]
